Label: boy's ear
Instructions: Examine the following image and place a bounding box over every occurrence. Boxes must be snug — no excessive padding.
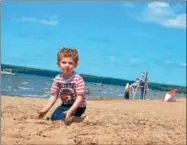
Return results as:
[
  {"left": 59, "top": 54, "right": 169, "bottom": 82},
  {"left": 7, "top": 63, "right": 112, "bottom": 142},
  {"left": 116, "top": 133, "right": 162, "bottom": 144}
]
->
[{"left": 75, "top": 63, "right": 78, "bottom": 68}]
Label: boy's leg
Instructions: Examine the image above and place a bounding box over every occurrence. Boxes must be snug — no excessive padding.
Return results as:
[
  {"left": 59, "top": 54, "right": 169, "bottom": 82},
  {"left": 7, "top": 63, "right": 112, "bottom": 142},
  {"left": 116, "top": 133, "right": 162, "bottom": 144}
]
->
[
  {"left": 124, "top": 92, "right": 127, "bottom": 99},
  {"left": 73, "top": 106, "right": 86, "bottom": 117},
  {"left": 140, "top": 88, "right": 144, "bottom": 100},
  {"left": 124, "top": 92, "right": 129, "bottom": 99},
  {"left": 64, "top": 106, "right": 86, "bottom": 125},
  {"left": 51, "top": 105, "right": 86, "bottom": 121},
  {"left": 127, "top": 92, "right": 129, "bottom": 99},
  {"left": 51, "top": 106, "right": 70, "bottom": 121}
]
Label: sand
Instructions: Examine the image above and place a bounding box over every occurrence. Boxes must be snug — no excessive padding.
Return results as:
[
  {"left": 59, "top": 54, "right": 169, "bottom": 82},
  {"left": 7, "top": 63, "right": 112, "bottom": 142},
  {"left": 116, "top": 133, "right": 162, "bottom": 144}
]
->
[{"left": 1, "top": 96, "right": 186, "bottom": 145}]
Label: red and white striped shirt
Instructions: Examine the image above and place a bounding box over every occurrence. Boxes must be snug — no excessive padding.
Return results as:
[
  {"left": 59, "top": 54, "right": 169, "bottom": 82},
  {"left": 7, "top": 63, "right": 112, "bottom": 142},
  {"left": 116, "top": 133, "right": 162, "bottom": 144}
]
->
[{"left": 51, "top": 72, "right": 86, "bottom": 107}]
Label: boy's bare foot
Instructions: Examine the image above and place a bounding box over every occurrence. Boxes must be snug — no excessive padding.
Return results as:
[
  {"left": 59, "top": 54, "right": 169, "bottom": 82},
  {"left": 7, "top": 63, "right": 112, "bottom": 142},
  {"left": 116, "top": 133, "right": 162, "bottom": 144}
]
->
[
  {"left": 64, "top": 115, "right": 87, "bottom": 125},
  {"left": 64, "top": 116, "right": 73, "bottom": 125},
  {"left": 71, "top": 115, "right": 87, "bottom": 122}
]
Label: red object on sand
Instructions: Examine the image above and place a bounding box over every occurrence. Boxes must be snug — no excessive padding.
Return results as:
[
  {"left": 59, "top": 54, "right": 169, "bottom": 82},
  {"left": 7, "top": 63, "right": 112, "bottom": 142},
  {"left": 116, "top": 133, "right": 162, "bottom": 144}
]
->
[
  {"left": 164, "top": 88, "right": 177, "bottom": 102},
  {"left": 168, "top": 89, "right": 178, "bottom": 96}
]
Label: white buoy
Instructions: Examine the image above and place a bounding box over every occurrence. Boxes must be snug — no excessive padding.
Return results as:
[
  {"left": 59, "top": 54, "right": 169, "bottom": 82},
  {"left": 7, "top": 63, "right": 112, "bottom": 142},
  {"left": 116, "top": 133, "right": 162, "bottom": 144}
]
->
[{"left": 164, "top": 93, "right": 172, "bottom": 102}]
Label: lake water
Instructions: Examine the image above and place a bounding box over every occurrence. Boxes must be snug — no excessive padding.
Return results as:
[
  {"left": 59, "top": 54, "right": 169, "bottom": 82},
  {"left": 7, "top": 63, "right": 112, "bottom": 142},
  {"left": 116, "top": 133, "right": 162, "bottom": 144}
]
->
[{"left": 1, "top": 73, "right": 185, "bottom": 99}]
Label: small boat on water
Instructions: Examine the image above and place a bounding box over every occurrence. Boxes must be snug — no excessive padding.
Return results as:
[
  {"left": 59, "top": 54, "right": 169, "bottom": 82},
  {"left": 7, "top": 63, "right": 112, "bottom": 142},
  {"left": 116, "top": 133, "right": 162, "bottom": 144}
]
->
[
  {"left": 93, "top": 83, "right": 103, "bottom": 86},
  {"left": 1, "top": 69, "right": 17, "bottom": 76},
  {"left": 85, "top": 87, "right": 91, "bottom": 94}
]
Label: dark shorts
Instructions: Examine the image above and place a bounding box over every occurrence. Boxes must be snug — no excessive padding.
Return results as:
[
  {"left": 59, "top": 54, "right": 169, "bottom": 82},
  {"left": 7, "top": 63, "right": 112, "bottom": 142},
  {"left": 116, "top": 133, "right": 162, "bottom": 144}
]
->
[
  {"left": 124, "top": 92, "right": 129, "bottom": 99},
  {"left": 51, "top": 104, "right": 86, "bottom": 121}
]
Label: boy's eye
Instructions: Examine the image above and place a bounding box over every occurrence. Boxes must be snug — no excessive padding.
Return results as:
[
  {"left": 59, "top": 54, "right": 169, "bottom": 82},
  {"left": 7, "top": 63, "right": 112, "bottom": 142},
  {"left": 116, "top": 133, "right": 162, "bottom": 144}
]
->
[{"left": 61, "top": 61, "right": 74, "bottom": 65}]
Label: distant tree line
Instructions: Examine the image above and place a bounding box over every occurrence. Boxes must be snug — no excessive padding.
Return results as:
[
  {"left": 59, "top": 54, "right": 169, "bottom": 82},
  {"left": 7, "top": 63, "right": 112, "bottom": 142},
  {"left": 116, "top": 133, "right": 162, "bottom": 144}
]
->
[{"left": 1, "top": 64, "right": 186, "bottom": 94}]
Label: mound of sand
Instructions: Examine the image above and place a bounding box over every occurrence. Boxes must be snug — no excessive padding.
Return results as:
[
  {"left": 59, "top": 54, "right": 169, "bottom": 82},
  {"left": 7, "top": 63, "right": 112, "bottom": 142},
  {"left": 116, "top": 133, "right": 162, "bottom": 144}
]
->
[{"left": 1, "top": 96, "right": 186, "bottom": 145}]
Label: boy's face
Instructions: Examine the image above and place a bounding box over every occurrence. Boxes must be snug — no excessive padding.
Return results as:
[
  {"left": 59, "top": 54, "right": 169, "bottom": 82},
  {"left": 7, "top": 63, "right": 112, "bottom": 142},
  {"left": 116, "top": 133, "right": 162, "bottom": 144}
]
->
[{"left": 58, "top": 57, "right": 77, "bottom": 76}]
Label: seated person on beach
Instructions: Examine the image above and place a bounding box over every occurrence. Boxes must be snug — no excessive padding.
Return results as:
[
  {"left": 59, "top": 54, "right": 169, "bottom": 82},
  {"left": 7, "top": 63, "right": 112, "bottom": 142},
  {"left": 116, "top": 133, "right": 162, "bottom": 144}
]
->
[
  {"left": 124, "top": 83, "right": 131, "bottom": 99},
  {"left": 38, "top": 48, "right": 86, "bottom": 124}
]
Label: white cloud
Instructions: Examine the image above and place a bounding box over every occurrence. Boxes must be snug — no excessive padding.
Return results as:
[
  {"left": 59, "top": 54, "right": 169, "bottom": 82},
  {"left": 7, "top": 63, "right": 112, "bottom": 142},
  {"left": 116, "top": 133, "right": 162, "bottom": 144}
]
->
[
  {"left": 17, "top": 16, "right": 59, "bottom": 26},
  {"left": 146, "top": 2, "right": 174, "bottom": 16},
  {"left": 164, "top": 60, "right": 186, "bottom": 68},
  {"left": 142, "top": 2, "right": 186, "bottom": 29},
  {"left": 142, "top": 2, "right": 175, "bottom": 21},
  {"left": 20, "top": 17, "right": 38, "bottom": 22},
  {"left": 40, "top": 19, "right": 59, "bottom": 25},
  {"left": 125, "top": 2, "right": 186, "bottom": 29},
  {"left": 123, "top": 58, "right": 141, "bottom": 67},
  {"left": 161, "top": 14, "right": 186, "bottom": 29}
]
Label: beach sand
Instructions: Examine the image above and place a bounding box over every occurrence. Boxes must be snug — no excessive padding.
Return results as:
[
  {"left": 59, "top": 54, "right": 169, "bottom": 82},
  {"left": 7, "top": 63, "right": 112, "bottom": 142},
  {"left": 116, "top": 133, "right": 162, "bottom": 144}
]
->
[{"left": 1, "top": 96, "right": 186, "bottom": 145}]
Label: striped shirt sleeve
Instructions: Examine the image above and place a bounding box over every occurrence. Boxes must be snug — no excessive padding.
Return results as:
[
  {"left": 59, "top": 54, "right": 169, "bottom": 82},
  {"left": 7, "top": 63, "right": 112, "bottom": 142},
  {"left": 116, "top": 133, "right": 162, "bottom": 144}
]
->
[
  {"left": 51, "top": 75, "right": 60, "bottom": 96},
  {"left": 75, "top": 76, "right": 85, "bottom": 95}
]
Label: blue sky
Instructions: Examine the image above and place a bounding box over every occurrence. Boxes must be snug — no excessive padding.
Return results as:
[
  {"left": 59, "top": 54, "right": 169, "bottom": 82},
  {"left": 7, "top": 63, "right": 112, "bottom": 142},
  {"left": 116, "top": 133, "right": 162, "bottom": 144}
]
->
[{"left": 2, "top": 1, "right": 186, "bottom": 86}]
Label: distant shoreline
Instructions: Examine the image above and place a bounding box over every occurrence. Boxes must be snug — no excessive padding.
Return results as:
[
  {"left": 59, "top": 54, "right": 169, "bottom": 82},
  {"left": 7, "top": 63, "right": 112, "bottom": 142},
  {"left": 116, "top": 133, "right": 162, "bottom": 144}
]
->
[
  {"left": 3, "top": 95, "right": 186, "bottom": 101},
  {"left": 1, "top": 63, "right": 186, "bottom": 94}
]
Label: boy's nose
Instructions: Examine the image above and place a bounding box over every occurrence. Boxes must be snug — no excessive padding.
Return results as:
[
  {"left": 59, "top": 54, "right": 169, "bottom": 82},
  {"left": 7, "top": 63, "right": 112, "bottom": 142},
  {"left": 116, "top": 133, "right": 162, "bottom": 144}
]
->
[{"left": 65, "top": 64, "right": 70, "bottom": 68}]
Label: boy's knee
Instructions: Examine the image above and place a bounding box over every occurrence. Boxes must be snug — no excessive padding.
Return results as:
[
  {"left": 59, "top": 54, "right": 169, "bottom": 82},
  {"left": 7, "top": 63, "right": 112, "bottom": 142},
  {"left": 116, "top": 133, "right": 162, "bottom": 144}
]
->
[
  {"left": 51, "top": 112, "right": 66, "bottom": 121},
  {"left": 51, "top": 113, "right": 57, "bottom": 121}
]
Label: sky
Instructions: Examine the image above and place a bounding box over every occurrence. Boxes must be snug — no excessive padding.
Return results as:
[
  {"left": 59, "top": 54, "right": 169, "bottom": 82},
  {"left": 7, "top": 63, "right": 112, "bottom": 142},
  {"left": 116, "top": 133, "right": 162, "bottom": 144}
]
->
[{"left": 1, "top": 1, "right": 186, "bottom": 86}]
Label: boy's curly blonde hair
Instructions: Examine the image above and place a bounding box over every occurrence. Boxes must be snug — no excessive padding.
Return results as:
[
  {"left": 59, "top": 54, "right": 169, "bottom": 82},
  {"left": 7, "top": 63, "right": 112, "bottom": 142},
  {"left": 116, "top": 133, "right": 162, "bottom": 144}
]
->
[{"left": 57, "top": 47, "right": 79, "bottom": 65}]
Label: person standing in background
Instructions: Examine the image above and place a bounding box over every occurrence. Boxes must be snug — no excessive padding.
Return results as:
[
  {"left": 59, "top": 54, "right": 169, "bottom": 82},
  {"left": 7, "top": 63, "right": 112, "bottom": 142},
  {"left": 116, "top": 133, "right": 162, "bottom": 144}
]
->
[
  {"left": 124, "top": 83, "right": 131, "bottom": 99},
  {"left": 139, "top": 73, "right": 145, "bottom": 100}
]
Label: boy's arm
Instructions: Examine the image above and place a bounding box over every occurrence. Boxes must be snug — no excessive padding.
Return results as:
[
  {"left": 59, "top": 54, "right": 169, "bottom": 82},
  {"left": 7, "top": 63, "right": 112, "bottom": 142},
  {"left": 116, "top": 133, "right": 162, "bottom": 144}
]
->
[
  {"left": 38, "top": 95, "right": 58, "bottom": 117},
  {"left": 65, "top": 95, "right": 83, "bottom": 121},
  {"left": 67, "top": 95, "right": 83, "bottom": 113}
]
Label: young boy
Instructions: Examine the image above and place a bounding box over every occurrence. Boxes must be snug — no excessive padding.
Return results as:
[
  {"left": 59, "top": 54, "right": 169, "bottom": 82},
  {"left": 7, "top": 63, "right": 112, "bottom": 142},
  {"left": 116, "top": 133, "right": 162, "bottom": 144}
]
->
[{"left": 38, "top": 48, "right": 86, "bottom": 124}]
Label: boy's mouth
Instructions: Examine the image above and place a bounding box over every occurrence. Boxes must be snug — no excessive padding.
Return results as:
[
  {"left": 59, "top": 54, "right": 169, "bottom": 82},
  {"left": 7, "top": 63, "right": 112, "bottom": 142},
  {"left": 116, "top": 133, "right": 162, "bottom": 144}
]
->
[{"left": 64, "top": 69, "right": 71, "bottom": 72}]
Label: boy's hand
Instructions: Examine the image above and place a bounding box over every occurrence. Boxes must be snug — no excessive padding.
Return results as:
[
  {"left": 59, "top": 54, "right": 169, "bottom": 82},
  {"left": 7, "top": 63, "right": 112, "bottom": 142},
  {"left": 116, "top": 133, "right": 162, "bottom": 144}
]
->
[
  {"left": 37, "top": 110, "right": 47, "bottom": 119},
  {"left": 64, "top": 110, "right": 72, "bottom": 125}
]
